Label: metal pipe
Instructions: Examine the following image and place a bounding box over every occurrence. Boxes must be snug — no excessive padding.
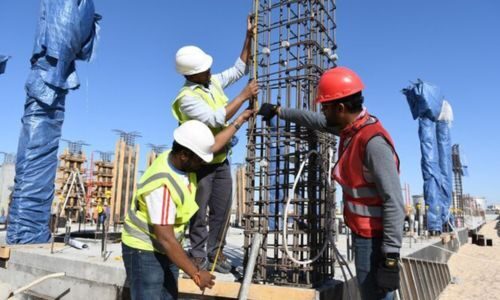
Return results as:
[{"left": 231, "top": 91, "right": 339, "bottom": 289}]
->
[{"left": 238, "top": 232, "right": 262, "bottom": 300}]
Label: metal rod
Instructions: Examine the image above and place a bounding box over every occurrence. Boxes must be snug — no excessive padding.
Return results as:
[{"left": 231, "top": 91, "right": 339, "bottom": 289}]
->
[{"left": 238, "top": 233, "right": 263, "bottom": 300}]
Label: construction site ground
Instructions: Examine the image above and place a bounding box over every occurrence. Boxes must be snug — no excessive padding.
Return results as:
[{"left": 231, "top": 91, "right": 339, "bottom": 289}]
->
[
  {"left": 439, "top": 216, "right": 500, "bottom": 300},
  {"left": 0, "top": 216, "right": 498, "bottom": 299}
]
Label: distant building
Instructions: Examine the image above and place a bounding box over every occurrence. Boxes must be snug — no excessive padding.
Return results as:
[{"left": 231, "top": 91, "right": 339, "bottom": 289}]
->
[
  {"left": 0, "top": 154, "right": 16, "bottom": 215},
  {"left": 487, "top": 204, "right": 500, "bottom": 213}
]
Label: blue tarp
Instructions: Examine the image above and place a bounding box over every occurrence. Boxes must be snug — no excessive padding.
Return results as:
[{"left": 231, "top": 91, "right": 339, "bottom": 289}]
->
[
  {"left": 403, "top": 80, "right": 453, "bottom": 232},
  {"left": 0, "top": 55, "right": 9, "bottom": 74},
  {"left": 436, "top": 121, "right": 453, "bottom": 224},
  {"left": 403, "top": 79, "right": 443, "bottom": 121},
  {"left": 7, "top": 0, "right": 100, "bottom": 244},
  {"left": 418, "top": 118, "right": 442, "bottom": 231}
]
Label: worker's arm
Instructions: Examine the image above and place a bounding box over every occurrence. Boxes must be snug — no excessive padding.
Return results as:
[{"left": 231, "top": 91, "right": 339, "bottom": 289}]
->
[
  {"left": 153, "top": 225, "right": 215, "bottom": 290},
  {"left": 178, "top": 80, "right": 258, "bottom": 128},
  {"left": 210, "top": 18, "right": 251, "bottom": 90},
  {"left": 211, "top": 109, "right": 255, "bottom": 154},
  {"left": 364, "top": 136, "right": 404, "bottom": 254},
  {"left": 240, "top": 15, "right": 253, "bottom": 66},
  {"left": 224, "top": 80, "right": 258, "bottom": 121},
  {"left": 179, "top": 94, "right": 226, "bottom": 128},
  {"left": 212, "top": 16, "right": 253, "bottom": 89},
  {"left": 278, "top": 107, "right": 340, "bottom": 135}
]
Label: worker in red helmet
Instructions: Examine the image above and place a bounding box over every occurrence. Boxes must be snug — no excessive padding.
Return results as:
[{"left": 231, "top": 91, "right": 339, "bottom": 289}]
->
[{"left": 258, "top": 67, "right": 404, "bottom": 300}]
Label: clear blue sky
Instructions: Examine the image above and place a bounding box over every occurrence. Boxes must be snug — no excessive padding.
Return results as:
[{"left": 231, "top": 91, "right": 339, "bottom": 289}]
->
[{"left": 1, "top": 1, "right": 499, "bottom": 205}]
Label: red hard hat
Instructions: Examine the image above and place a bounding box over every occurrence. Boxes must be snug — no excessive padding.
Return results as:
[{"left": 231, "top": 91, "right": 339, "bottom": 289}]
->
[{"left": 316, "top": 67, "right": 364, "bottom": 103}]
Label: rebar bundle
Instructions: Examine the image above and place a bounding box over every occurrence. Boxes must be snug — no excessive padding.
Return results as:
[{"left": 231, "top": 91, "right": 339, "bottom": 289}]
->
[{"left": 243, "top": 0, "right": 337, "bottom": 287}]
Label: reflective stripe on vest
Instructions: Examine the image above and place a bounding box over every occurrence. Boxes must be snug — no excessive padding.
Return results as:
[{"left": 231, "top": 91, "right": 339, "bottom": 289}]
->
[
  {"left": 136, "top": 172, "right": 169, "bottom": 190},
  {"left": 136, "top": 172, "right": 184, "bottom": 204},
  {"left": 123, "top": 222, "right": 164, "bottom": 252},
  {"left": 172, "top": 78, "right": 228, "bottom": 122},
  {"left": 127, "top": 197, "right": 185, "bottom": 242},
  {"left": 171, "top": 78, "right": 229, "bottom": 164},
  {"left": 345, "top": 196, "right": 383, "bottom": 218},
  {"left": 338, "top": 182, "right": 379, "bottom": 199},
  {"left": 122, "top": 150, "right": 197, "bottom": 252},
  {"left": 128, "top": 198, "right": 154, "bottom": 233},
  {"left": 333, "top": 113, "right": 399, "bottom": 238}
]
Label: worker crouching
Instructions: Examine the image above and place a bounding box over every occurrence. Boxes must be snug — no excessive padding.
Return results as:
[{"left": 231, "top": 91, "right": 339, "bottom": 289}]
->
[{"left": 121, "top": 112, "right": 253, "bottom": 299}]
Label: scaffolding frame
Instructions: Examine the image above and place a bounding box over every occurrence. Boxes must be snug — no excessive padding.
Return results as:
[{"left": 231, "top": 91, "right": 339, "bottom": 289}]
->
[
  {"left": 244, "top": 0, "right": 337, "bottom": 287},
  {"left": 55, "top": 139, "right": 89, "bottom": 223},
  {"left": 452, "top": 144, "right": 464, "bottom": 223}
]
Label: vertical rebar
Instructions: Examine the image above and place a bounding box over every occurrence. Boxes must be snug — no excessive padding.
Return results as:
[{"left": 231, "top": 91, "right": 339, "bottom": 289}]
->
[{"left": 244, "top": 0, "right": 337, "bottom": 287}]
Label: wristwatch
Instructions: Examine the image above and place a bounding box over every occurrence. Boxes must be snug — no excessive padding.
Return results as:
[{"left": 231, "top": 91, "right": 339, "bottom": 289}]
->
[
  {"left": 384, "top": 253, "right": 400, "bottom": 268},
  {"left": 233, "top": 122, "right": 241, "bottom": 130},
  {"left": 384, "top": 258, "right": 398, "bottom": 268}
]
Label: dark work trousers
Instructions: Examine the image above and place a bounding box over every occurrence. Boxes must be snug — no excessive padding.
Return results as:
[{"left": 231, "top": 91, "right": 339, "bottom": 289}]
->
[
  {"left": 122, "top": 243, "right": 179, "bottom": 300},
  {"left": 353, "top": 233, "right": 394, "bottom": 300},
  {"left": 189, "top": 160, "right": 232, "bottom": 259}
]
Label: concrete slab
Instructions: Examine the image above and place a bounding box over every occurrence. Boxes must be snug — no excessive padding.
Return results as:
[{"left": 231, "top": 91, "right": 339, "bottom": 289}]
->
[{"left": 0, "top": 224, "right": 470, "bottom": 300}]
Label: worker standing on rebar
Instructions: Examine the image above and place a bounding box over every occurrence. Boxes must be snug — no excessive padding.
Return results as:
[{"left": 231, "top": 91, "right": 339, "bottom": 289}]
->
[
  {"left": 258, "top": 67, "right": 404, "bottom": 300},
  {"left": 122, "top": 113, "right": 254, "bottom": 299},
  {"left": 171, "top": 16, "right": 259, "bottom": 274}
]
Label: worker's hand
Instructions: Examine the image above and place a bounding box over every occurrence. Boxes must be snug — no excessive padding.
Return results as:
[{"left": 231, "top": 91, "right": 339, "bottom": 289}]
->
[
  {"left": 376, "top": 258, "right": 400, "bottom": 293},
  {"left": 236, "top": 109, "right": 257, "bottom": 124},
  {"left": 247, "top": 14, "right": 256, "bottom": 38},
  {"left": 196, "top": 270, "right": 216, "bottom": 290},
  {"left": 257, "top": 103, "right": 280, "bottom": 122},
  {"left": 240, "top": 80, "right": 259, "bottom": 101}
]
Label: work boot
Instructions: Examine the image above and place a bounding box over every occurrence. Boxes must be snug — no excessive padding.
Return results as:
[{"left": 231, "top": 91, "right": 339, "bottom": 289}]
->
[
  {"left": 208, "top": 252, "right": 232, "bottom": 274},
  {"left": 191, "top": 256, "right": 208, "bottom": 271},
  {"left": 182, "top": 256, "right": 208, "bottom": 279}
]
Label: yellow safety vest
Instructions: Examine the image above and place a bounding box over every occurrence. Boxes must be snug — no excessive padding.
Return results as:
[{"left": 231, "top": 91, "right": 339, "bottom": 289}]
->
[
  {"left": 121, "top": 150, "right": 198, "bottom": 253},
  {"left": 171, "top": 78, "right": 229, "bottom": 164}
]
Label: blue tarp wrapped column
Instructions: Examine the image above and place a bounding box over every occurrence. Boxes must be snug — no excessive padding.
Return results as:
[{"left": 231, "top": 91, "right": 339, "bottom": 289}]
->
[
  {"left": 436, "top": 107, "right": 453, "bottom": 225},
  {"left": 402, "top": 80, "right": 454, "bottom": 233},
  {"left": 7, "top": 0, "right": 100, "bottom": 244},
  {"left": 0, "top": 55, "right": 9, "bottom": 74},
  {"left": 418, "top": 117, "right": 442, "bottom": 231}
]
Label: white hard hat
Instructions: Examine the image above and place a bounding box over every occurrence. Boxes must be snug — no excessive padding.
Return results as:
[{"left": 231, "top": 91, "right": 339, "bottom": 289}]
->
[
  {"left": 173, "top": 120, "right": 214, "bottom": 163},
  {"left": 175, "top": 46, "right": 213, "bottom": 76}
]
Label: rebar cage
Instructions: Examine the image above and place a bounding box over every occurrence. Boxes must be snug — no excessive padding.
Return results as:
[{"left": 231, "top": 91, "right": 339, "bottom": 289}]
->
[{"left": 244, "top": 0, "right": 338, "bottom": 287}]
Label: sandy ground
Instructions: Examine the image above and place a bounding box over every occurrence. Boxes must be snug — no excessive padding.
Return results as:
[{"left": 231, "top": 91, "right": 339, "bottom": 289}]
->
[{"left": 439, "top": 217, "right": 500, "bottom": 300}]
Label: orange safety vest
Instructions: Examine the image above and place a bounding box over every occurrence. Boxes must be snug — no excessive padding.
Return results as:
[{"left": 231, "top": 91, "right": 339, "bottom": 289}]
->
[{"left": 332, "top": 112, "right": 400, "bottom": 238}]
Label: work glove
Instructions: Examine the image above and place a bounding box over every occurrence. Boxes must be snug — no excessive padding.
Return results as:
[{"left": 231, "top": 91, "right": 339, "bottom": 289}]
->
[
  {"left": 258, "top": 103, "right": 279, "bottom": 122},
  {"left": 376, "top": 256, "right": 400, "bottom": 293}
]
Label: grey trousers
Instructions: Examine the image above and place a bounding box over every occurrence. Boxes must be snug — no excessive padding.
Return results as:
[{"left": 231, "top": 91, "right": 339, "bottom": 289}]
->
[{"left": 189, "top": 160, "right": 232, "bottom": 258}]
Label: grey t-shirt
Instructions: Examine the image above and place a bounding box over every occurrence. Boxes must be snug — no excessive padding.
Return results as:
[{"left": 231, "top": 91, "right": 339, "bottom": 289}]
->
[{"left": 279, "top": 107, "right": 404, "bottom": 253}]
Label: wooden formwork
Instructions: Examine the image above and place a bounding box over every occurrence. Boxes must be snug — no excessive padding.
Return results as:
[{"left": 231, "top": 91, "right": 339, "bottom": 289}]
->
[
  {"left": 146, "top": 150, "right": 159, "bottom": 167},
  {"left": 87, "top": 159, "right": 114, "bottom": 221},
  {"left": 110, "top": 139, "right": 139, "bottom": 225}
]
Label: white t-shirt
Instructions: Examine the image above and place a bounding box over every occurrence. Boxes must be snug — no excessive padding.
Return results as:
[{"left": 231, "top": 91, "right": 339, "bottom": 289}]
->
[{"left": 144, "top": 159, "right": 190, "bottom": 225}]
